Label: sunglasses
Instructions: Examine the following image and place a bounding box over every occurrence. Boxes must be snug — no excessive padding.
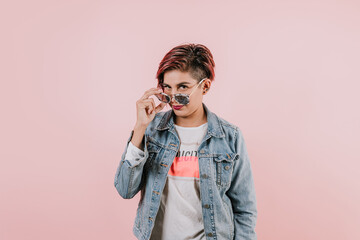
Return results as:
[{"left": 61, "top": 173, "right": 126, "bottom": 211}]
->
[{"left": 155, "top": 78, "right": 207, "bottom": 105}]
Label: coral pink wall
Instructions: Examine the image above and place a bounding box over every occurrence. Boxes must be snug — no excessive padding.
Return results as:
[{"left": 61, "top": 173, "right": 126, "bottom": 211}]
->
[{"left": 1, "top": 0, "right": 359, "bottom": 239}]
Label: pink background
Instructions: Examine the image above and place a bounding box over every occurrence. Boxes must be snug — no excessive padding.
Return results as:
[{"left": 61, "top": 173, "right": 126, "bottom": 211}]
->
[{"left": 1, "top": 0, "right": 359, "bottom": 239}]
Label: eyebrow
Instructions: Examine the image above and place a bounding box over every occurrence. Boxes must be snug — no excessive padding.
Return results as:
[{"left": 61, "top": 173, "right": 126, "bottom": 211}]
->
[{"left": 162, "top": 82, "right": 191, "bottom": 86}]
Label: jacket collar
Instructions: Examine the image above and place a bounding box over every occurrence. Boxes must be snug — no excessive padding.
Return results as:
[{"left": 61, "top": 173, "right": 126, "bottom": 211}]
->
[{"left": 156, "top": 102, "right": 225, "bottom": 138}]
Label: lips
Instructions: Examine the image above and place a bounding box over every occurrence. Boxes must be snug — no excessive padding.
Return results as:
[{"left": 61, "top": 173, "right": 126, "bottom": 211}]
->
[{"left": 172, "top": 105, "right": 183, "bottom": 110}]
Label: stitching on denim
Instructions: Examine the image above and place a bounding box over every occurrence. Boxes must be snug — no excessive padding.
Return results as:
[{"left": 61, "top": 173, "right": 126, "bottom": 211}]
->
[
  {"left": 115, "top": 160, "right": 124, "bottom": 187},
  {"left": 127, "top": 167, "right": 135, "bottom": 198}
]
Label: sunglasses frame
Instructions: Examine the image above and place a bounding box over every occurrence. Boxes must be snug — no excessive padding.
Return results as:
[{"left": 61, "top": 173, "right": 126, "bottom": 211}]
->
[{"left": 155, "top": 78, "right": 207, "bottom": 105}]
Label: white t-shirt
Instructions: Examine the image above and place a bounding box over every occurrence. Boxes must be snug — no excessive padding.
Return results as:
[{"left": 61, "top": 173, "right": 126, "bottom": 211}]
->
[{"left": 125, "top": 122, "right": 208, "bottom": 240}]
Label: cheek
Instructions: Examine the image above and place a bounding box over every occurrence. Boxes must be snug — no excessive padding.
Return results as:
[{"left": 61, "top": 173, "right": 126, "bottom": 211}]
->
[
  {"left": 189, "top": 93, "right": 202, "bottom": 104},
  {"left": 194, "top": 91, "right": 204, "bottom": 99}
]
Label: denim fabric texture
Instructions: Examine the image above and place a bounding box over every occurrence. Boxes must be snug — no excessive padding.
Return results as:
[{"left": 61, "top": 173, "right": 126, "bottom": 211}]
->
[{"left": 114, "top": 103, "right": 257, "bottom": 240}]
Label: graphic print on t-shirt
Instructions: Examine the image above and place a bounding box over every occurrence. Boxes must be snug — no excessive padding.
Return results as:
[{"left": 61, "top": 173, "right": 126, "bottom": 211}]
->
[{"left": 168, "top": 150, "right": 200, "bottom": 178}]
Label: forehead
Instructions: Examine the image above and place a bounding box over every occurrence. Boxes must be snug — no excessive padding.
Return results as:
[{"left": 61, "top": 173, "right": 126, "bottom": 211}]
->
[{"left": 163, "top": 70, "right": 197, "bottom": 85}]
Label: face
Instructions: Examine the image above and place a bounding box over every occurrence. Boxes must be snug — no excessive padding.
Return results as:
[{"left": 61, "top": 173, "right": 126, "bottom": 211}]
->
[{"left": 161, "top": 70, "right": 208, "bottom": 116}]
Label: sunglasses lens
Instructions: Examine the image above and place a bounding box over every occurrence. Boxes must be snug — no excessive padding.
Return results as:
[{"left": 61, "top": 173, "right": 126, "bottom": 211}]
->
[
  {"left": 175, "top": 95, "right": 189, "bottom": 105},
  {"left": 156, "top": 93, "right": 170, "bottom": 103}
]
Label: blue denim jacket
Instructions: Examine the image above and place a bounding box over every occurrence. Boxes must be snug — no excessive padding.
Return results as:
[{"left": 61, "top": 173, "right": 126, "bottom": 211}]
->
[{"left": 114, "top": 103, "right": 257, "bottom": 240}]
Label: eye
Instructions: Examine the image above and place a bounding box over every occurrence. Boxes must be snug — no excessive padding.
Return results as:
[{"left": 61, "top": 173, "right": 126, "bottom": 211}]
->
[{"left": 162, "top": 85, "right": 187, "bottom": 90}]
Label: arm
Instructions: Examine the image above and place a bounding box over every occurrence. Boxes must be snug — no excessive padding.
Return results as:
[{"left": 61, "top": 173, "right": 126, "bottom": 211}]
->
[
  {"left": 227, "top": 128, "right": 258, "bottom": 239},
  {"left": 113, "top": 128, "right": 150, "bottom": 199}
]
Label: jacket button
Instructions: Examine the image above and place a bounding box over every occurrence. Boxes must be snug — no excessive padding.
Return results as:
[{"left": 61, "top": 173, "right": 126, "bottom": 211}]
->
[
  {"left": 202, "top": 174, "right": 208, "bottom": 179},
  {"left": 204, "top": 204, "right": 210, "bottom": 209},
  {"left": 224, "top": 165, "right": 230, "bottom": 170},
  {"left": 207, "top": 232, "right": 213, "bottom": 237}
]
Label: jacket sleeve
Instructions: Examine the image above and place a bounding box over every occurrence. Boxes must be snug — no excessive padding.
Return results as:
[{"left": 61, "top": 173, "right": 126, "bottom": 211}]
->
[
  {"left": 227, "top": 127, "right": 258, "bottom": 240},
  {"left": 114, "top": 129, "right": 149, "bottom": 199}
]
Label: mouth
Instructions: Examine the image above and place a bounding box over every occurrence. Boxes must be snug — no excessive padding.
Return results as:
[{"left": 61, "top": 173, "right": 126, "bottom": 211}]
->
[{"left": 172, "top": 105, "right": 183, "bottom": 110}]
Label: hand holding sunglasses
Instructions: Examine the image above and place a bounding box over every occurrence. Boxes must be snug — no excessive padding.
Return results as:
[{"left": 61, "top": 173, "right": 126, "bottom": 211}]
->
[{"left": 134, "top": 88, "right": 167, "bottom": 130}]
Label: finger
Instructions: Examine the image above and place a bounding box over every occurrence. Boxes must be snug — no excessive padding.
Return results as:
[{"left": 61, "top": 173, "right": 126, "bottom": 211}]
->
[
  {"left": 137, "top": 99, "right": 150, "bottom": 108},
  {"left": 138, "top": 100, "right": 154, "bottom": 112},
  {"left": 149, "top": 99, "right": 156, "bottom": 114},
  {"left": 142, "top": 99, "right": 155, "bottom": 108},
  {"left": 155, "top": 102, "right": 166, "bottom": 113},
  {"left": 141, "top": 88, "right": 163, "bottom": 100},
  {"left": 149, "top": 98, "right": 156, "bottom": 109}
]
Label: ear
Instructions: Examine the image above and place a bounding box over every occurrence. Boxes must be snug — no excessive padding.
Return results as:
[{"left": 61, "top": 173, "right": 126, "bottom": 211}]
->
[{"left": 203, "top": 79, "right": 211, "bottom": 93}]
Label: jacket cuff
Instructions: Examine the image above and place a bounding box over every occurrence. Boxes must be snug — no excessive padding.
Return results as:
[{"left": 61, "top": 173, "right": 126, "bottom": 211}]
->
[
  {"left": 123, "top": 130, "right": 149, "bottom": 168},
  {"left": 125, "top": 141, "right": 146, "bottom": 165}
]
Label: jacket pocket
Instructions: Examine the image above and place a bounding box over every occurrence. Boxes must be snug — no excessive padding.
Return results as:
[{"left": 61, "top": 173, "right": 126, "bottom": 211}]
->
[{"left": 213, "top": 153, "right": 237, "bottom": 187}]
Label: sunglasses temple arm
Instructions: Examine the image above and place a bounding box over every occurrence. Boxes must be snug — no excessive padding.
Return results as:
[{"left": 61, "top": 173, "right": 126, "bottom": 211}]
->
[{"left": 189, "top": 78, "right": 206, "bottom": 96}]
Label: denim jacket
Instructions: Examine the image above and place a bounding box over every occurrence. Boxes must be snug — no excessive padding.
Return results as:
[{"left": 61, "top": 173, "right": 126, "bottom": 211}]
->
[{"left": 114, "top": 103, "right": 257, "bottom": 240}]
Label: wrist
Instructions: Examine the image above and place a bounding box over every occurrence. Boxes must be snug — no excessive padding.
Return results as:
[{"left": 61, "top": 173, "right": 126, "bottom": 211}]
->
[{"left": 134, "top": 122, "right": 147, "bottom": 132}]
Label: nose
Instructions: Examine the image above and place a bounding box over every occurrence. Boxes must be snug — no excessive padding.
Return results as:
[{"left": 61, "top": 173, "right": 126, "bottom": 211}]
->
[
  {"left": 168, "top": 91, "right": 177, "bottom": 104},
  {"left": 169, "top": 88, "right": 177, "bottom": 96},
  {"left": 170, "top": 95, "right": 177, "bottom": 105}
]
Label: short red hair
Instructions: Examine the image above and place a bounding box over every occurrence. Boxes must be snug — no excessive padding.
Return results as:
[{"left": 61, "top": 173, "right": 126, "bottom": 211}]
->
[{"left": 156, "top": 43, "right": 215, "bottom": 88}]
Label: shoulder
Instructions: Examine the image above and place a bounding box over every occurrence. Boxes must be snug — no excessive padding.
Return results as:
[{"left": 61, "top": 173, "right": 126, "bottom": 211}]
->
[
  {"left": 212, "top": 113, "right": 249, "bottom": 159},
  {"left": 212, "top": 112, "right": 246, "bottom": 152},
  {"left": 217, "top": 115, "right": 238, "bottom": 130},
  {"left": 214, "top": 112, "right": 242, "bottom": 136}
]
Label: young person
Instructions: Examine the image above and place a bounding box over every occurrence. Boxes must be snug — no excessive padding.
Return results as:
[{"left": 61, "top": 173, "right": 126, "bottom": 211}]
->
[{"left": 114, "top": 43, "right": 257, "bottom": 240}]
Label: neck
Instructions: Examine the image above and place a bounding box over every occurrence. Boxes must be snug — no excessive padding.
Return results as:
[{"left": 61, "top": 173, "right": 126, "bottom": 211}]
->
[{"left": 173, "top": 104, "right": 207, "bottom": 127}]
